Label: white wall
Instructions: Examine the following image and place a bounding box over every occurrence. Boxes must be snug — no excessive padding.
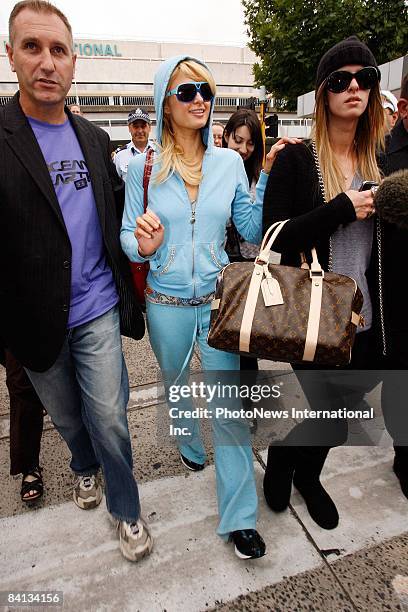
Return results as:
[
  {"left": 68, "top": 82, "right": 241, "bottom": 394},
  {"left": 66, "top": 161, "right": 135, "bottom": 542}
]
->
[{"left": 0, "top": 37, "right": 257, "bottom": 91}]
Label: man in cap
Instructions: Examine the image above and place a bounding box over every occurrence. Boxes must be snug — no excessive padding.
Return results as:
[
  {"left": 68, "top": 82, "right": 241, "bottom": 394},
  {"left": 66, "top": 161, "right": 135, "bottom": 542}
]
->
[
  {"left": 381, "top": 90, "right": 399, "bottom": 133},
  {"left": 115, "top": 108, "right": 154, "bottom": 181}
]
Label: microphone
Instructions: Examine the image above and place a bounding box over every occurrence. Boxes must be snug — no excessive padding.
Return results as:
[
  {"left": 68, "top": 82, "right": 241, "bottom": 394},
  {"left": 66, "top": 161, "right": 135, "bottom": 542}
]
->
[{"left": 375, "top": 170, "right": 408, "bottom": 229}]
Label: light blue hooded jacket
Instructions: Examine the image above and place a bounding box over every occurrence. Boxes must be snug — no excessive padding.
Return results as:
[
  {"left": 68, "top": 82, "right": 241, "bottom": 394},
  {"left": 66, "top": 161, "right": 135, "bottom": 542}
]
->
[{"left": 120, "top": 55, "right": 268, "bottom": 298}]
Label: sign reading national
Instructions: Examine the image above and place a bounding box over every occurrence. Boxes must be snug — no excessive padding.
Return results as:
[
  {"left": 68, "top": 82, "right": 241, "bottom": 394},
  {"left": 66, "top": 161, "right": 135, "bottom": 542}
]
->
[{"left": 2, "top": 40, "right": 122, "bottom": 57}]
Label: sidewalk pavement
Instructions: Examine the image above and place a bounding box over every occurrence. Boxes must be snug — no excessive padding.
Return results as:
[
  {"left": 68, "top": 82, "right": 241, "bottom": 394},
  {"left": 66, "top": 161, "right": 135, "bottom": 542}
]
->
[{"left": 1, "top": 335, "right": 407, "bottom": 612}]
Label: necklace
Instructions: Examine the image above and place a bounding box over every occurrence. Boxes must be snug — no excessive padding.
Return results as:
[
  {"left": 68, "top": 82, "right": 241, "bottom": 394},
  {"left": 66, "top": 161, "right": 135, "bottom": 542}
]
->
[
  {"left": 336, "top": 158, "right": 356, "bottom": 183},
  {"left": 334, "top": 143, "right": 357, "bottom": 182}
]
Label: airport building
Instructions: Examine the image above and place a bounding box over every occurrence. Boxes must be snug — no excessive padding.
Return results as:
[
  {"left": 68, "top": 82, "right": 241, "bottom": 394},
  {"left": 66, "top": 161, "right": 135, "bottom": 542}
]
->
[
  {"left": 5, "top": 38, "right": 402, "bottom": 141},
  {"left": 0, "top": 37, "right": 312, "bottom": 144}
]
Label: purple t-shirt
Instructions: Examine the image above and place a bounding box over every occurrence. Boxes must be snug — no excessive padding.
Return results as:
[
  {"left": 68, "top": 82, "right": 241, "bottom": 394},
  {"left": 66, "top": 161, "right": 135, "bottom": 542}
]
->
[{"left": 28, "top": 116, "right": 118, "bottom": 328}]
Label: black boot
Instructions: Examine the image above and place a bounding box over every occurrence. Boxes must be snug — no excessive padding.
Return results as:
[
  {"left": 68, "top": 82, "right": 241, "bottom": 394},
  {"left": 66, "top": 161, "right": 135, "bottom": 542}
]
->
[
  {"left": 263, "top": 444, "right": 296, "bottom": 512},
  {"left": 393, "top": 446, "right": 408, "bottom": 499},
  {"left": 293, "top": 447, "right": 339, "bottom": 530}
]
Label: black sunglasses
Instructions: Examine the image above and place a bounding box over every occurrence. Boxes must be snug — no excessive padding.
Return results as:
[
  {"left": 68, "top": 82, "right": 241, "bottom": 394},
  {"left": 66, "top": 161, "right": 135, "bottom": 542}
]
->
[
  {"left": 326, "top": 66, "right": 380, "bottom": 94},
  {"left": 166, "top": 81, "right": 214, "bottom": 103}
]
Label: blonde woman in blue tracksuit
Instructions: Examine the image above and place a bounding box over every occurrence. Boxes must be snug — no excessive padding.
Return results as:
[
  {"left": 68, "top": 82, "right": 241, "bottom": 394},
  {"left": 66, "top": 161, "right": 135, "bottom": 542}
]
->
[{"left": 121, "top": 55, "right": 295, "bottom": 559}]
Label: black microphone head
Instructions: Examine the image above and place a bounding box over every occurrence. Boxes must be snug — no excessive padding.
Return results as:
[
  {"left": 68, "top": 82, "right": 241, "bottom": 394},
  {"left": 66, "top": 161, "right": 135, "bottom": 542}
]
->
[{"left": 375, "top": 170, "right": 408, "bottom": 229}]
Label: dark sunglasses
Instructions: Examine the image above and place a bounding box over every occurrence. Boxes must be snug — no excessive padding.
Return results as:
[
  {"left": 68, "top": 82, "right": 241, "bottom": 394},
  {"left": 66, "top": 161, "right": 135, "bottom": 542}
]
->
[
  {"left": 166, "top": 81, "right": 214, "bottom": 103},
  {"left": 326, "top": 66, "right": 380, "bottom": 94}
]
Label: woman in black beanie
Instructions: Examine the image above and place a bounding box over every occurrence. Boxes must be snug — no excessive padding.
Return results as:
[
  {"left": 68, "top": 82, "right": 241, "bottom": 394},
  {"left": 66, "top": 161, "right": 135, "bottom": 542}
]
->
[{"left": 262, "top": 36, "right": 385, "bottom": 529}]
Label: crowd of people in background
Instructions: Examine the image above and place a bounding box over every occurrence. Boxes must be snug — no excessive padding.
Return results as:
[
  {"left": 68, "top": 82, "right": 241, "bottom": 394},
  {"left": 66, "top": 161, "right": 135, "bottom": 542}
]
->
[{"left": 1, "top": 0, "right": 407, "bottom": 565}]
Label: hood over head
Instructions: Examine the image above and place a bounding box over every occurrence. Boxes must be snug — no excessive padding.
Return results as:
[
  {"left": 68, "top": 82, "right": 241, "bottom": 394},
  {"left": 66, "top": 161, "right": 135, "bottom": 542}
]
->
[{"left": 154, "top": 55, "right": 216, "bottom": 150}]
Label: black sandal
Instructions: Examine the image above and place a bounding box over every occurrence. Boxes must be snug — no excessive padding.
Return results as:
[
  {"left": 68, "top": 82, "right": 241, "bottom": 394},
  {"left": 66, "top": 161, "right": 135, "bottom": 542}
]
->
[{"left": 21, "top": 467, "right": 43, "bottom": 503}]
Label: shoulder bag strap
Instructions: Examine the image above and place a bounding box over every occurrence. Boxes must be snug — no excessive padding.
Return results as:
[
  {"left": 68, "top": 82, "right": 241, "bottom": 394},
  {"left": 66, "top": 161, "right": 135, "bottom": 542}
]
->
[
  {"left": 311, "top": 141, "right": 333, "bottom": 272},
  {"left": 142, "top": 148, "right": 154, "bottom": 213}
]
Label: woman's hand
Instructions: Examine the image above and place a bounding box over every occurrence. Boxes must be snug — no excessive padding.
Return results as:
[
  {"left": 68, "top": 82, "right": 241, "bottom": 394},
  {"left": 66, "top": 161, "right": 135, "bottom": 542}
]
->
[
  {"left": 345, "top": 189, "right": 375, "bottom": 220},
  {"left": 263, "top": 137, "right": 303, "bottom": 174},
  {"left": 135, "top": 208, "right": 165, "bottom": 256}
]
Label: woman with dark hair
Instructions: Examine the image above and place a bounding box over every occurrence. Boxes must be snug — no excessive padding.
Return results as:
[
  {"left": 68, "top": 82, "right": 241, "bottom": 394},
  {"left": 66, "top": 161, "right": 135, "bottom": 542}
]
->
[
  {"left": 262, "top": 36, "right": 385, "bottom": 530},
  {"left": 223, "top": 109, "right": 300, "bottom": 385},
  {"left": 223, "top": 109, "right": 265, "bottom": 261},
  {"left": 223, "top": 108, "right": 299, "bottom": 259},
  {"left": 223, "top": 109, "right": 266, "bottom": 389},
  {"left": 224, "top": 109, "right": 264, "bottom": 188}
]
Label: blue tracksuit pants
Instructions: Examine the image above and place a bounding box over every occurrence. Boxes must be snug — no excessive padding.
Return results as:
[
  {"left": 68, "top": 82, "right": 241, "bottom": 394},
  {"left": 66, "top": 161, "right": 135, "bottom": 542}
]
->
[{"left": 146, "top": 300, "right": 258, "bottom": 538}]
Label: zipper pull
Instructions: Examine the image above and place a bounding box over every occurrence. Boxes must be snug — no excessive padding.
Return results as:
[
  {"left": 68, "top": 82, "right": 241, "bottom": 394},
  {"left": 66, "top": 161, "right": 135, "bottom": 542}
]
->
[{"left": 190, "top": 201, "right": 196, "bottom": 224}]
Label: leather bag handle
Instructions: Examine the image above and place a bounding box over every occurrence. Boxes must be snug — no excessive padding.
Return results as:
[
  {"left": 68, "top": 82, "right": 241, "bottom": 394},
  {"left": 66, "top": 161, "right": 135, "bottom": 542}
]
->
[{"left": 257, "top": 220, "right": 323, "bottom": 274}]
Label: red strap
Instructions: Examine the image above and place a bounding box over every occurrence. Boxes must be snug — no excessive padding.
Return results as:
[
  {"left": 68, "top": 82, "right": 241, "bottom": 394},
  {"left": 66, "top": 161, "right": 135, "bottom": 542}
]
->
[{"left": 142, "top": 148, "right": 154, "bottom": 213}]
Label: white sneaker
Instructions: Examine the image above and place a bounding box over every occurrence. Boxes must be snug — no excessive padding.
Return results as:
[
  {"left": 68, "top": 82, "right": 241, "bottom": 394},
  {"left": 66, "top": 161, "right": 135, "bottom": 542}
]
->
[
  {"left": 116, "top": 517, "right": 153, "bottom": 562},
  {"left": 73, "top": 475, "right": 102, "bottom": 510}
]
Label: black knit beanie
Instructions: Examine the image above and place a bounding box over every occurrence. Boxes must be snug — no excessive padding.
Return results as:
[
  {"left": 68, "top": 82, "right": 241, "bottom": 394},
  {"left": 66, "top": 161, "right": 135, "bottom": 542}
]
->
[{"left": 316, "top": 36, "right": 377, "bottom": 90}]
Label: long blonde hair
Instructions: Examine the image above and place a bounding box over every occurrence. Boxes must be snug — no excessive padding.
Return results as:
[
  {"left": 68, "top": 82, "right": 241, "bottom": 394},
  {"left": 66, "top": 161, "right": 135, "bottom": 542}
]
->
[
  {"left": 311, "top": 81, "right": 385, "bottom": 201},
  {"left": 155, "top": 60, "right": 216, "bottom": 185}
]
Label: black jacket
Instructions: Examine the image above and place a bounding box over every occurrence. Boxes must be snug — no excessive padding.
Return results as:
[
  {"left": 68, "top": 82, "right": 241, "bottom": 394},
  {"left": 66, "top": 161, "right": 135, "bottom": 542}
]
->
[
  {"left": 262, "top": 142, "right": 386, "bottom": 357},
  {"left": 382, "top": 120, "right": 408, "bottom": 365},
  {"left": 0, "top": 94, "right": 144, "bottom": 372},
  {"left": 386, "top": 118, "right": 408, "bottom": 174}
]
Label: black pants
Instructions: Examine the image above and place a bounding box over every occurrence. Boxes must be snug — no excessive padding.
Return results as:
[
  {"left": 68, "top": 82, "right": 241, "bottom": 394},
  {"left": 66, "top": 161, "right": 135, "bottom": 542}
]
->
[
  {"left": 240, "top": 355, "right": 259, "bottom": 372},
  {"left": 5, "top": 350, "right": 44, "bottom": 475},
  {"left": 284, "top": 329, "right": 381, "bottom": 447},
  {"left": 380, "top": 351, "right": 408, "bottom": 455}
]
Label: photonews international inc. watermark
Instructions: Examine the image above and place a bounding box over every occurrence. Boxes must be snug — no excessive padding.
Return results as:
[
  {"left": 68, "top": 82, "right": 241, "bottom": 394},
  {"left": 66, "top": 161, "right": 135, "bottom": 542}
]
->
[
  {"left": 167, "top": 381, "right": 373, "bottom": 432},
  {"left": 155, "top": 369, "right": 408, "bottom": 447}
]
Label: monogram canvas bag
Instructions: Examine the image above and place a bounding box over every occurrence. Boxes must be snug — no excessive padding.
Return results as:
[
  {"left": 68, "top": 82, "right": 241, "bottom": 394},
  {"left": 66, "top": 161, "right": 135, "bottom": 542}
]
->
[{"left": 208, "top": 220, "right": 364, "bottom": 366}]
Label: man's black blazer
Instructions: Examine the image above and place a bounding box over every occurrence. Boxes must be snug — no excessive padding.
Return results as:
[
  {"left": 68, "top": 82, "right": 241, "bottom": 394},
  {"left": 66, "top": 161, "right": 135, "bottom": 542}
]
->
[{"left": 0, "top": 94, "right": 144, "bottom": 372}]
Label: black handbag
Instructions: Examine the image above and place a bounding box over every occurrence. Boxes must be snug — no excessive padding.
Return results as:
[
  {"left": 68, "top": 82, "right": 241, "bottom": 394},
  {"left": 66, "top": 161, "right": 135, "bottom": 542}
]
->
[{"left": 225, "top": 221, "right": 244, "bottom": 263}]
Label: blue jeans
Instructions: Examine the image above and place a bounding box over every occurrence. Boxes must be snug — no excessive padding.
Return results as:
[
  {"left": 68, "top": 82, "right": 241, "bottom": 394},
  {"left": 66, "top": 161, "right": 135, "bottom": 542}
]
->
[
  {"left": 25, "top": 306, "right": 140, "bottom": 523},
  {"left": 146, "top": 300, "right": 258, "bottom": 539}
]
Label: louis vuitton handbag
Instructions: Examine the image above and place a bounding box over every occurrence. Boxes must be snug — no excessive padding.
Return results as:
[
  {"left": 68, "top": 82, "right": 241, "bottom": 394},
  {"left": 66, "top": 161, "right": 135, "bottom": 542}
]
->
[{"left": 208, "top": 220, "right": 364, "bottom": 366}]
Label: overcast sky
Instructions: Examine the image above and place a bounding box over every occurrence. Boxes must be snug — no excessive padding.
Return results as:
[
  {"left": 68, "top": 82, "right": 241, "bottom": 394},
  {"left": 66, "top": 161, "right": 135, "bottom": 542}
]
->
[{"left": 0, "top": 0, "right": 248, "bottom": 46}]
